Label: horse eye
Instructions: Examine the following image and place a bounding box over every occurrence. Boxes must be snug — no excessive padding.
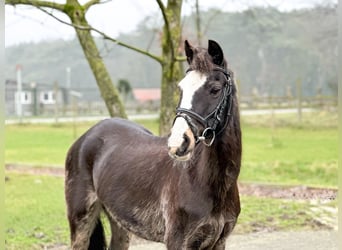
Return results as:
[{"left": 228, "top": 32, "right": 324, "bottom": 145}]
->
[{"left": 210, "top": 87, "right": 221, "bottom": 95}]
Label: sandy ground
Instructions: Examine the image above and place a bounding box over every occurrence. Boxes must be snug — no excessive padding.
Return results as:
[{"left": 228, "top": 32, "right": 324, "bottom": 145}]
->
[{"left": 128, "top": 230, "right": 338, "bottom": 250}]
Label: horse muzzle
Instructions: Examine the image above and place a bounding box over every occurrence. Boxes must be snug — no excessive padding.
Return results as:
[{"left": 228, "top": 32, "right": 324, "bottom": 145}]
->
[{"left": 168, "top": 118, "right": 196, "bottom": 161}]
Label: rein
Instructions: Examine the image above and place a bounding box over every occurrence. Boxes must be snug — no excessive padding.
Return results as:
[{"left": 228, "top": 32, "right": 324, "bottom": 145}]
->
[{"left": 175, "top": 67, "right": 233, "bottom": 147}]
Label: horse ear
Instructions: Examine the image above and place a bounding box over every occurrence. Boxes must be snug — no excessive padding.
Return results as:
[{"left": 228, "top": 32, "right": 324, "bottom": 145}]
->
[
  {"left": 208, "top": 40, "right": 224, "bottom": 66},
  {"left": 184, "top": 40, "right": 194, "bottom": 64}
]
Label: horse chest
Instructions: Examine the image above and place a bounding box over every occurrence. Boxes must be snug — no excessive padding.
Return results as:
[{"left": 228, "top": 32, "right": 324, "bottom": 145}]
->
[{"left": 178, "top": 186, "right": 213, "bottom": 218}]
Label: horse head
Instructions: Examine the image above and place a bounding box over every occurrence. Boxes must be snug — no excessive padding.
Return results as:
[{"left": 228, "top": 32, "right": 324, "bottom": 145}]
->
[{"left": 168, "top": 40, "right": 233, "bottom": 161}]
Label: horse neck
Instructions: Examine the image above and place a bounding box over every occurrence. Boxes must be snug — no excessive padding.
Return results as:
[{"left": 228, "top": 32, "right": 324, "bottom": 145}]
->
[{"left": 192, "top": 104, "right": 241, "bottom": 207}]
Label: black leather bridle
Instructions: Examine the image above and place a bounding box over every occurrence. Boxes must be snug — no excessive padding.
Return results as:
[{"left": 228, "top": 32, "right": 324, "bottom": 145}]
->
[{"left": 174, "top": 67, "right": 233, "bottom": 146}]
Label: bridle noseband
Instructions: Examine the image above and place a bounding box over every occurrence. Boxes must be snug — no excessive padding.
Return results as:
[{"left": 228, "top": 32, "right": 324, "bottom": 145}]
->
[{"left": 174, "top": 67, "right": 233, "bottom": 147}]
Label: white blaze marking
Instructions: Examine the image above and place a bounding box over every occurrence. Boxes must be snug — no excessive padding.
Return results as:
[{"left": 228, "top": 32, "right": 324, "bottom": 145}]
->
[
  {"left": 178, "top": 71, "right": 207, "bottom": 109},
  {"left": 168, "top": 118, "right": 189, "bottom": 148},
  {"left": 168, "top": 71, "right": 207, "bottom": 150}
]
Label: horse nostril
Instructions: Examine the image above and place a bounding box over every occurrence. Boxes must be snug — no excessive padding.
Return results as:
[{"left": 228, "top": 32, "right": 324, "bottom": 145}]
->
[
  {"left": 183, "top": 134, "right": 190, "bottom": 148},
  {"left": 176, "top": 134, "right": 190, "bottom": 156}
]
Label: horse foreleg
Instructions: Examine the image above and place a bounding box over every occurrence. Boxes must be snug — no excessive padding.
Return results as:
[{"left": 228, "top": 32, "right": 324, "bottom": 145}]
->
[
  {"left": 164, "top": 213, "right": 215, "bottom": 250},
  {"left": 212, "top": 220, "right": 237, "bottom": 250},
  {"left": 108, "top": 219, "right": 130, "bottom": 250},
  {"left": 165, "top": 230, "right": 186, "bottom": 250},
  {"left": 163, "top": 208, "right": 189, "bottom": 250},
  {"left": 212, "top": 240, "right": 226, "bottom": 250}
]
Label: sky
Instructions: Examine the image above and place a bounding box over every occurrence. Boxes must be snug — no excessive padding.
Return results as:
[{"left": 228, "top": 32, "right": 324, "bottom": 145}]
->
[{"left": 5, "top": 0, "right": 335, "bottom": 47}]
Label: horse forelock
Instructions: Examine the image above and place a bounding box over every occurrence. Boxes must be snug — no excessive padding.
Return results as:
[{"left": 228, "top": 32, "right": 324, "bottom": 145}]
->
[
  {"left": 189, "top": 47, "right": 228, "bottom": 73},
  {"left": 189, "top": 48, "right": 214, "bottom": 73}
]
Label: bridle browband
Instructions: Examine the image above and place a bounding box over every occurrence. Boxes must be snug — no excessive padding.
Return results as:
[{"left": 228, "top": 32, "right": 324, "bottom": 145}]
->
[{"left": 174, "top": 67, "right": 233, "bottom": 147}]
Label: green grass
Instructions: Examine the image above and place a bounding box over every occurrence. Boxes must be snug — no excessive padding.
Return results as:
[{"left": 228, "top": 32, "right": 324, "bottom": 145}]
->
[
  {"left": 5, "top": 113, "right": 337, "bottom": 187},
  {"left": 241, "top": 125, "right": 337, "bottom": 187},
  {"left": 5, "top": 173, "right": 69, "bottom": 249},
  {"left": 5, "top": 119, "right": 159, "bottom": 166},
  {"left": 5, "top": 123, "right": 90, "bottom": 166},
  {"left": 6, "top": 173, "right": 331, "bottom": 249},
  {"left": 235, "top": 196, "right": 331, "bottom": 234}
]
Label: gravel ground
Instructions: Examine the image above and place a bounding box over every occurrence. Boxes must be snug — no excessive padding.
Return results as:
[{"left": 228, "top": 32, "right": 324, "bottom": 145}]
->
[{"left": 128, "top": 230, "right": 338, "bottom": 250}]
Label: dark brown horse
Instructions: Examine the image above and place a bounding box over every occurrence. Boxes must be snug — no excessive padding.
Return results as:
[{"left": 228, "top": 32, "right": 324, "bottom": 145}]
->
[{"left": 65, "top": 39, "right": 242, "bottom": 250}]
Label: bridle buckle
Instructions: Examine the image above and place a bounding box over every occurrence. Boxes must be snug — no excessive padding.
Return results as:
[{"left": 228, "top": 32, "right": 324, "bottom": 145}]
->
[{"left": 197, "top": 127, "right": 216, "bottom": 147}]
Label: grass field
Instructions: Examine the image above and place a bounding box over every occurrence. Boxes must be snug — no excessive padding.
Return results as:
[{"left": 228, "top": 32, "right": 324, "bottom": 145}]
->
[
  {"left": 4, "top": 119, "right": 160, "bottom": 167},
  {"left": 4, "top": 111, "right": 338, "bottom": 249},
  {"left": 240, "top": 125, "right": 337, "bottom": 187},
  {"left": 5, "top": 112, "right": 338, "bottom": 187},
  {"left": 5, "top": 173, "right": 68, "bottom": 249}
]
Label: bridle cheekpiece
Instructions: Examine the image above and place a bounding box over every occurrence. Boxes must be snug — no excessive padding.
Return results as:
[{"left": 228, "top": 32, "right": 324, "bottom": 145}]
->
[{"left": 175, "top": 67, "right": 233, "bottom": 147}]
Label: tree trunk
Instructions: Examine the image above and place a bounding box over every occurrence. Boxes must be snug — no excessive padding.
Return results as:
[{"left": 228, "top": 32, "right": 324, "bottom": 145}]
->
[
  {"left": 159, "top": 0, "right": 183, "bottom": 135},
  {"left": 65, "top": 0, "right": 126, "bottom": 118}
]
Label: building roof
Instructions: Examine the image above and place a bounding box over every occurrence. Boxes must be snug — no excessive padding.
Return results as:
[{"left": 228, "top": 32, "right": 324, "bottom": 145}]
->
[{"left": 133, "top": 88, "right": 161, "bottom": 102}]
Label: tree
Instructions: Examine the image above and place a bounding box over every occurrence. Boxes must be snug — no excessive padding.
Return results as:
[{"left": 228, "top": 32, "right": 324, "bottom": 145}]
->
[
  {"left": 117, "top": 79, "right": 132, "bottom": 103},
  {"left": 6, "top": 0, "right": 184, "bottom": 135},
  {"left": 158, "top": 0, "right": 183, "bottom": 135}
]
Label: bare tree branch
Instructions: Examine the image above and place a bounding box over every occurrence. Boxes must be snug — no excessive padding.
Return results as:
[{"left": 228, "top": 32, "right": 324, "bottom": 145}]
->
[
  {"left": 83, "top": 0, "right": 99, "bottom": 11},
  {"left": 6, "top": 0, "right": 163, "bottom": 63},
  {"left": 5, "top": 0, "right": 65, "bottom": 11},
  {"left": 31, "top": 4, "right": 164, "bottom": 64},
  {"left": 98, "top": 29, "right": 164, "bottom": 64},
  {"left": 29, "top": 5, "right": 83, "bottom": 28},
  {"left": 176, "top": 56, "right": 186, "bottom": 62},
  {"left": 83, "top": 0, "right": 106, "bottom": 12}
]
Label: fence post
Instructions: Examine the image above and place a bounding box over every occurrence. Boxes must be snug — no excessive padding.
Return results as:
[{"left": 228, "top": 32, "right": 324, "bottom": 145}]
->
[
  {"left": 66, "top": 67, "right": 71, "bottom": 115},
  {"left": 70, "top": 91, "right": 82, "bottom": 139},
  {"left": 236, "top": 78, "right": 241, "bottom": 105},
  {"left": 72, "top": 95, "right": 79, "bottom": 139},
  {"left": 53, "top": 81, "right": 59, "bottom": 124},
  {"left": 30, "top": 82, "right": 38, "bottom": 116},
  {"left": 296, "top": 78, "right": 302, "bottom": 124},
  {"left": 16, "top": 64, "right": 23, "bottom": 123}
]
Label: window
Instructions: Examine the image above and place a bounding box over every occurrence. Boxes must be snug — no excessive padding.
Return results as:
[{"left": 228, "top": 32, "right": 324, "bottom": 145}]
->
[
  {"left": 15, "top": 91, "right": 32, "bottom": 104},
  {"left": 40, "top": 91, "right": 55, "bottom": 104}
]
